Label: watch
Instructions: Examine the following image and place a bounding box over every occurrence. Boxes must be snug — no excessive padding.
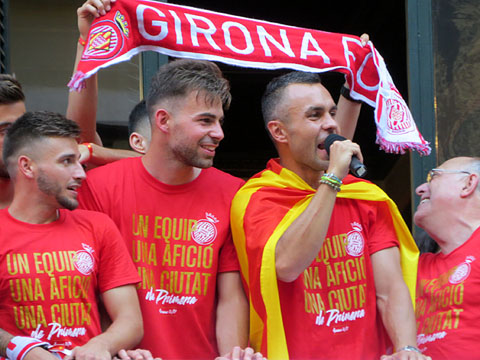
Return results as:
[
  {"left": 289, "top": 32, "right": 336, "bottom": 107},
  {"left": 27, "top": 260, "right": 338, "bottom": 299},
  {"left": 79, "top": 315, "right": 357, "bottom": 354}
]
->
[
  {"left": 397, "top": 345, "right": 421, "bottom": 353},
  {"left": 340, "top": 85, "right": 361, "bottom": 103}
]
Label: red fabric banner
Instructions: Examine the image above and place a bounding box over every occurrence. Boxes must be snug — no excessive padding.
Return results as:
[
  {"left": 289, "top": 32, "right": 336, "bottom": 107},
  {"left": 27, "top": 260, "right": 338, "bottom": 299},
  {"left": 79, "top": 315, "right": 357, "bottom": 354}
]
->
[{"left": 69, "top": 0, "right": 431, "bottom": 155}]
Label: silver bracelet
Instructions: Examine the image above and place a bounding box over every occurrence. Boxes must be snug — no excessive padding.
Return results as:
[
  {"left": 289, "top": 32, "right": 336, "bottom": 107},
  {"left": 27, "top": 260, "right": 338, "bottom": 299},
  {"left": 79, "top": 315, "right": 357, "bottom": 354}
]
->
[
  {"left": 397, "top": 345, "right": 421, "bottom": 354},
  {"left": 319, "top": 179, "right": 341, "bottom": 192},
  {"left": 323, "top": 173, "right": 342, "bottom": 184}
]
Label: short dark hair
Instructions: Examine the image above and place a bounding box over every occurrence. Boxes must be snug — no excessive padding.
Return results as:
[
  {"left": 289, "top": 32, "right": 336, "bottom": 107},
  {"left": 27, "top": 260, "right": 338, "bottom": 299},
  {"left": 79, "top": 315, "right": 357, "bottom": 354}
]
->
[
  {"left": 261, "top": 71, "right": 322, "bottom": 126},
  {"left": 128, "top": 99, "right": 149, "bottom": 136},
  {"left": 146, "top": 59, "right": 231, "bottom": 118},
  {"left": 3, "top": 111, "right": 80, "bottom": 170},
  {"left": 0, "top": 74, "right": 25, "bottom": 105}
]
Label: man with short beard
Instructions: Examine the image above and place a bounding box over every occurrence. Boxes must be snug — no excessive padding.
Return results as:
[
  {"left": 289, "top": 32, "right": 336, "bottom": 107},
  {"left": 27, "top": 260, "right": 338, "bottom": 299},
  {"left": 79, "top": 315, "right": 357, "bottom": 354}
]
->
[
  {"left": 77, "top": 59, "right": 249, "bottom": 360},
  {"left": 0, "top": 73, "right": 140, "bottom": 211},
  {"left": 0, "top": 111, "right": 143, "bottom": 360}
]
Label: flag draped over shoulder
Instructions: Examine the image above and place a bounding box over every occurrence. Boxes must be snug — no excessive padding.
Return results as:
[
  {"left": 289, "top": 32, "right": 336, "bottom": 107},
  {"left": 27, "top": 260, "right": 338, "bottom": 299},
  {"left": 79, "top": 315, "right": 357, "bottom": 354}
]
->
[
  {"left": 230, "top": 159, "right": 419, "bottom": 359},
  {"left": 69, "top": 0, "right": 430, "bottom": 155}
]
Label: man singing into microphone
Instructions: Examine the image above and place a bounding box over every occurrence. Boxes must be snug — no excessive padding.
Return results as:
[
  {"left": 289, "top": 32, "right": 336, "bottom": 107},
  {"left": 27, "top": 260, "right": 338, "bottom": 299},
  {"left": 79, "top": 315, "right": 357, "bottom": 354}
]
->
[{"left": 231, "top": 71, "right": 428, "bottom": 360}]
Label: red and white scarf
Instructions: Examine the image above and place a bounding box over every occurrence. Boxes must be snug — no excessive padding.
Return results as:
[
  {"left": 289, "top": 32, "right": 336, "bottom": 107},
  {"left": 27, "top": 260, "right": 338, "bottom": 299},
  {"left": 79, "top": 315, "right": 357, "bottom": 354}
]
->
[{"left": 69, "top": 0, "right": 430, "bottom": 155}]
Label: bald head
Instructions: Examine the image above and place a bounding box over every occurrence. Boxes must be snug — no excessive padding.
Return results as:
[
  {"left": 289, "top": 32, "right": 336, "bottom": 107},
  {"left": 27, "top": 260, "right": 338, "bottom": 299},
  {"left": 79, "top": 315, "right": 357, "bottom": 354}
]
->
[{"left": 414, "top": 156, "right": 480, "bottom": 252}]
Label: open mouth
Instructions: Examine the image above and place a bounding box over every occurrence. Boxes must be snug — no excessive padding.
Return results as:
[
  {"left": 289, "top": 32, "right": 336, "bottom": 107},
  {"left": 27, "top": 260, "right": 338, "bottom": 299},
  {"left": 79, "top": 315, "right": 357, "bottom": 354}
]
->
[
  {"left": 317, "top": 142, "right": 328, "bottom": 157},
  {"left": 419, "top": 197, "right": 430, "bottom": 205},
  {"left": 67, "top": 183, "right": 81, "bottom": 194},
  {"left": 201, "top": 144, "right": 217, "bottom": 150},
  {"left": 200, "top": 143, "right": 218, "bottom": 155}
]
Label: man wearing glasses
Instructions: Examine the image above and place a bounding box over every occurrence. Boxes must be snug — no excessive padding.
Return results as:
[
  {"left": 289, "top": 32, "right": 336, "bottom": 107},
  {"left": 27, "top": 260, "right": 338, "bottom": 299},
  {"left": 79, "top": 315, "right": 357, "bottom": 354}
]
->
[{"left": 414, "top": 156, "right": 480, "bottom": 360}]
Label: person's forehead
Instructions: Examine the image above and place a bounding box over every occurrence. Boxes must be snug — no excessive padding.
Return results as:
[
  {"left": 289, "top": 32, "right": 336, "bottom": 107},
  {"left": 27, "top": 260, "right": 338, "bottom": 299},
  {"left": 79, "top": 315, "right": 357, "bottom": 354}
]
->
[
  {"left": 0, "top": 101, "right": 26, "bottom": 125},
  {"left": 284, "top": 83, "right": 334, "bottom": 107},
  {"left": 439, "top": 157, "right": 470, "bottom": 170},
  {"left": 177, "top": 90, "right": 224, "bottom": 115},
  {"left": 37, "top": 137, "right": 79, "bottom": 158}
]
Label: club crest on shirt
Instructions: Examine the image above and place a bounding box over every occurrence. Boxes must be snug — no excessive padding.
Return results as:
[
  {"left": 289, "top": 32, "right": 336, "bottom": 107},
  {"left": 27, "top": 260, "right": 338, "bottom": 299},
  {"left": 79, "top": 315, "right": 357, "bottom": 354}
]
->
[
  {"left": 74, "top": 243, "right": 95, "bottom": 275},
  {"left": 191, "top": 213, "right": 218, "bottom": 246},
  {"left": 345, "top": 222, "right": 364, "bottom": 257},
  {"left": 449, "top": 256, "right": 475, "bottom": 284}
]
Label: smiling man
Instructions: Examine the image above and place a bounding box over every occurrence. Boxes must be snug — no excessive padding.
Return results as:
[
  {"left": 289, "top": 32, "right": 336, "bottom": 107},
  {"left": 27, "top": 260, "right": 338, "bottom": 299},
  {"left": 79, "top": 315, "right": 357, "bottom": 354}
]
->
[
  {"left": 77, "top": 59, "right": 248, "bottom": 360},
  {"left": 0, "top": 111, "right": 143, "bottom": 360},
  {"left": 414, "top": 157, "right": 480, "bottom": 359}
]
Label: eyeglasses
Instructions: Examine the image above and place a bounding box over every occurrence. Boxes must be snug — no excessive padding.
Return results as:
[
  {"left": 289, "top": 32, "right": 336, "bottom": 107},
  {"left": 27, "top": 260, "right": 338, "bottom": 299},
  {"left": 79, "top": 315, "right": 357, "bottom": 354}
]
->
[{"left": 426, "top": 168, "right": 471, "bottom": 183}]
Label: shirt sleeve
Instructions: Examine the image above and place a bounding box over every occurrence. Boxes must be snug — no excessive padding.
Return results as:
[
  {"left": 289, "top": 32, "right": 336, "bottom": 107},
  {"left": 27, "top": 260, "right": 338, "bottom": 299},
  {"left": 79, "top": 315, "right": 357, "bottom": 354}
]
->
[
  {"left": 78, "top": 174, "right": 105, "bottom": 212},
  {"left": 95, "top": 214, "right": 140, "bottom": 292},
  {"left": 217, "top": 231, "right": 240, "bottom": 273},
  {"left": 367, "top": 200, "right": 400, "bottom": 255}
]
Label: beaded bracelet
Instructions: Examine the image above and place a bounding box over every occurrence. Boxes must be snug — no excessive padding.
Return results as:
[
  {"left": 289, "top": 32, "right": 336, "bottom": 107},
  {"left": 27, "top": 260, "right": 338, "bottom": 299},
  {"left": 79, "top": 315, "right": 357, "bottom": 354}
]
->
[
  {"left": 320, "top": 179, "right": 341, "bottom": 192},
  {"left": 323, "top": 173, "right": 342, "bottom": 185},
  {"left": 78, "top": 36, "right": 87, "bottom": 47},
  {"left": 319, "top": 179, "right": 340, "bottom": 192},
  {"left": 320, "top": 173, "right": 342, "bottom": 192}
]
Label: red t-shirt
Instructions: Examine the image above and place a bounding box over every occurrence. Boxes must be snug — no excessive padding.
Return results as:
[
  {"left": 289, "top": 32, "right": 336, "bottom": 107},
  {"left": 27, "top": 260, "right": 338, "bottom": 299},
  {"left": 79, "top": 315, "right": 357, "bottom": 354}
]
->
[
  {"left": 0, "top": 208, "right": 140, "bottom": 350},
  {"left": 78, "top": 157, "right": 244, "bottom": 359},
  {"left": 416, "top": 227, "right": 480, "bottom": 360},
  {"left": 277, "top": 192, "right": 399, "bottom": 360}
]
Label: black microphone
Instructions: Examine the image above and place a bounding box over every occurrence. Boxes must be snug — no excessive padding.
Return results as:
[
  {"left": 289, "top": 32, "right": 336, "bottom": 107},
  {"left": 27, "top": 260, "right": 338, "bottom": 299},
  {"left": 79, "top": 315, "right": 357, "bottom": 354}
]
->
[{"left": 324, "top": 134, "right": 367, "bottom": 178}]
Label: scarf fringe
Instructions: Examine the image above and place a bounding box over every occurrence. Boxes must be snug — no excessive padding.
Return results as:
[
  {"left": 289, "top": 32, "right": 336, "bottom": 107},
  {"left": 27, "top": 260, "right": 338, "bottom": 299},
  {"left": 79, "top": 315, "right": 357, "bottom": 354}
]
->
[
  {"left": 376, "top": 134, "right": 431, "bottom": 156},
  {"left": 67, "top": 71, "right": 86, "bottom": 92},
  {"left": 68, "top": 0, "right": 431, "bottom": 156}
]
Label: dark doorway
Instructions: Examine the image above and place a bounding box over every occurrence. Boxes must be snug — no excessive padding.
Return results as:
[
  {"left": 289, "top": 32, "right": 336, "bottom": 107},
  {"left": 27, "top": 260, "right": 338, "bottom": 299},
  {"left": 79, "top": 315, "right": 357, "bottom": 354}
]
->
[
  {"left": 173, "top": 0, "right": 411, "bottom": 223},
  {"left": 97, "top": 0, "right": 412, "bottom": 225}
]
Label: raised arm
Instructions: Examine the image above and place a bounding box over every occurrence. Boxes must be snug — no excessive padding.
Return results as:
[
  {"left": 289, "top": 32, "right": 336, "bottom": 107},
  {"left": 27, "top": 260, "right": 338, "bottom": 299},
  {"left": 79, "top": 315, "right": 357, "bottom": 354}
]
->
[
  {"left": 216, "top": 271, "right": 249, "bottom": 356},
  {"left": 67, "top": 284, "right": 143, "bottom": 360},
  {"left": 336, "top": 83, "right": 362, "bottom": 140},
  {"left": 69, "top": 0, "right": 141, "bottom": 166},
  {"left": 78, "top": 142, "right": 140, "bottom": 167},
  {"left": 67, "top": 0, "right": 116, "bottom": 144},
  {"left": 335, "top": 34, "right": 369, "bottom": 140}
]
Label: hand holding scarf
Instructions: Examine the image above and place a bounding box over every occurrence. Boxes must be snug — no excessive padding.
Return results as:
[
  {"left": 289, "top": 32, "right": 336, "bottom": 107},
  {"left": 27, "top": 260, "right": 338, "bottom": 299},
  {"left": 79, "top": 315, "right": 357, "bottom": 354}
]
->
[{"left": 69, "top": 0, "right": 430, "bottom": 155}]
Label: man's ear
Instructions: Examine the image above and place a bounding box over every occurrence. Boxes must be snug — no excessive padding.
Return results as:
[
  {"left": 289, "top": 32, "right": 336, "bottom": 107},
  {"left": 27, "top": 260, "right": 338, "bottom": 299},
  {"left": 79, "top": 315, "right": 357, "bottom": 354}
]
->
[
  {"left": 17, "top": 155, "right": 35, "bottom": 179},
  {"left": 460, "top": 173, "right": 479, "bottom": 198},
  {"left": 267, "top": 120, "right": 288, "bottom": 144},
  {"left": 129, "top": 132, "right": 148, "bottom": 155},
  {"left": 153, "top": 109, "right": 170, "bottom": 133}
]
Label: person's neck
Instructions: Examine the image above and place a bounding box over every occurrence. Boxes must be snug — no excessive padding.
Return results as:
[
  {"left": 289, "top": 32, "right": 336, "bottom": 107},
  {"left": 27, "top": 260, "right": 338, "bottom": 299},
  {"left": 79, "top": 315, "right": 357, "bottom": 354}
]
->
[
  {"left": 8, "top": 192, "right": 60, "bottom": 224},
  {"left": 433, "top": 218, "right": 480, "bottom": 255},
  {"left": 142, "top": 151, "right": 202, "bottom": 185},
  {"left": 0, "top": 177, "right": 14, "bottom": 209},
  {"left": 278, "top": 158, "right": 322, "bottom": 189}
]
